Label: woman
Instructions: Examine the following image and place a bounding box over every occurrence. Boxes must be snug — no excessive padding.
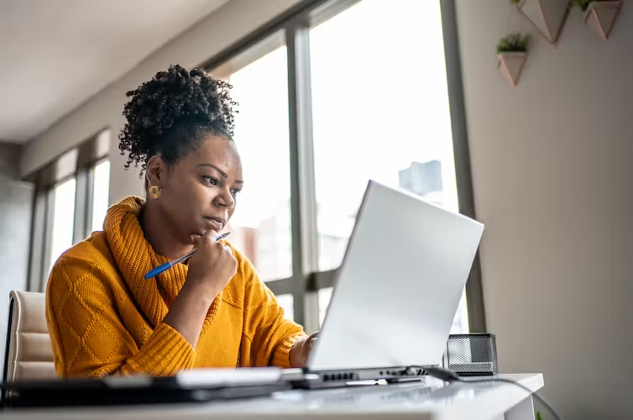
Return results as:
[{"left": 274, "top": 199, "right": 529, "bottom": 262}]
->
[{"left": 46, "top": 65, "right": 314, "bottom": 377}]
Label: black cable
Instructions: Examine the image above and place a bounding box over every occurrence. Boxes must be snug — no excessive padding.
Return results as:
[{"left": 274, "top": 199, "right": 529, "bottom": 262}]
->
[{"left": 422, "top": 366, "right": 563, "bottom": 420}]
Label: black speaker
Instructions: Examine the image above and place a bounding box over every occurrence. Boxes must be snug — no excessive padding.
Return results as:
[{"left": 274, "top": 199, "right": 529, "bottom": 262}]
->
[{"left": 441, "top": 333, "right": 498, "bottom": 376}]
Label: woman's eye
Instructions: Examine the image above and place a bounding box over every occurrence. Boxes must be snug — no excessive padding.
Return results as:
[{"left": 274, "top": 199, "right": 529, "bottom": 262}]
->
[
  {"left": 203, "top": 176, "right": 219, "bottom": 186},
  {"left": 230, "top": 189, "right": 242, "bottom": 197}
]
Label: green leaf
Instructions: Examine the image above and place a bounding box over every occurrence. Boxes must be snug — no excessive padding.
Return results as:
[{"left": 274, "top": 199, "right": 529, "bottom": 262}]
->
[
  {"left": 571, "top": 0, "right": 597, "bottom": 11},
  {"left": 497, "top": 33, "right": 530, "bottom": 53}
]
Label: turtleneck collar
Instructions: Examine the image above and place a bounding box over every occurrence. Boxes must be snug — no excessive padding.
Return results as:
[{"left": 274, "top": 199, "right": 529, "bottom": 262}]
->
[{"left": 103, "top": 196, "right": 221, "bottom": 330}]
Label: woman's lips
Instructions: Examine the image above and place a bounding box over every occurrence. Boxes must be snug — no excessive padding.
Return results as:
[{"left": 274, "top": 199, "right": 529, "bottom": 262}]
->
[{"left": 203, "top": 216, "right": 224, "bottom": 232}]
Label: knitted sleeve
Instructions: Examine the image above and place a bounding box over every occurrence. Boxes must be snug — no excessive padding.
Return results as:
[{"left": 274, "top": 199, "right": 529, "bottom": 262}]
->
[
  {"left": 238, "top": 255, "right": 306, "bottom": 368},
  {"left": 46, "top": 256, "right": 195, "bottom": 378}
]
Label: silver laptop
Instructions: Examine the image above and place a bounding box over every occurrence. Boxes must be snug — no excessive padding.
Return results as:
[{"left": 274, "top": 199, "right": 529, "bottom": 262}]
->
[{"left": 306, "top": 180, "right": 484, "bottom": 380}]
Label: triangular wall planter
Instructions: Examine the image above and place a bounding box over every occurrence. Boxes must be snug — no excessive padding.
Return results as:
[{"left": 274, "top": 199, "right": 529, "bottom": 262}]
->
[
  {"left": 516, "top": 0, "right": 570, "bottom": 44},
  {"left": 498, "top": 52, "right": 528, "bottom": 87},
  {"left": 585, "top": 1, "right": 622, "bottom": 40}
]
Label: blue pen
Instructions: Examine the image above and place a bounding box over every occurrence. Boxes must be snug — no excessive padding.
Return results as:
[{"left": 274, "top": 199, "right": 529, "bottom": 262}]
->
[{"left": 144, "top": 232, "right": 231, "bottom": 280}]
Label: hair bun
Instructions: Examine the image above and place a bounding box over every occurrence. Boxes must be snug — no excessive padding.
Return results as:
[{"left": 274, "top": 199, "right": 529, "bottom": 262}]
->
[{"left": 119, "top": 65, "right": 236, "bottom": 177}]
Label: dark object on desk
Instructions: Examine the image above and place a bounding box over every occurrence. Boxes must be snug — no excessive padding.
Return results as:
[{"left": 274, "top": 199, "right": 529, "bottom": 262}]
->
[
  {"left": 442, "top": 333, "right": 498, "bottom": 376},
  {"left": 2, "top": 369, "right": 289, "bottom": 408}
]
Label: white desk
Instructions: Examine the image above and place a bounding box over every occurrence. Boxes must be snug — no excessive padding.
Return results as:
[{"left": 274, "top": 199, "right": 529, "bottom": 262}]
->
[{"left": 4, "top": 374, "right": 543, "bottom": 420}]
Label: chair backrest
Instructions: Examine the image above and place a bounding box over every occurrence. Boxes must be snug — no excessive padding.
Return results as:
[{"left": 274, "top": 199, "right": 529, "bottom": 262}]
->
[{"left": 2, "top": 291, "right": 55, "bottom": 383}]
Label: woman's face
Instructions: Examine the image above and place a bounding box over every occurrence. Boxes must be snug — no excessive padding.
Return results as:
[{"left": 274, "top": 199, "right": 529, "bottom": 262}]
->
[{"left": 148, "top": 134, "right": 243, "bottom": 243}]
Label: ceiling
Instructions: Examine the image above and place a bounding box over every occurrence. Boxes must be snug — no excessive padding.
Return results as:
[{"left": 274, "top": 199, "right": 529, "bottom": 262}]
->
[{"left": 0, "top": 0, "right": 230, "bottom": 142}]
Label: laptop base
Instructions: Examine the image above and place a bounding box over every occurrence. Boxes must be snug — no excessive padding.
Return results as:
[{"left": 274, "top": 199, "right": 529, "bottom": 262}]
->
[{"left": 289, "top": 366, "right": 430, "bottom": 390}]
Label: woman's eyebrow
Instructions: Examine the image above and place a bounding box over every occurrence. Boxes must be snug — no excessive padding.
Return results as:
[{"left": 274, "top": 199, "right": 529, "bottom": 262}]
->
[
  {"left": 197, "top": 163, "right": 227, "bottom": 178},
  {"left": 197, "top": 163, "right": 244, "bottom": 184}
]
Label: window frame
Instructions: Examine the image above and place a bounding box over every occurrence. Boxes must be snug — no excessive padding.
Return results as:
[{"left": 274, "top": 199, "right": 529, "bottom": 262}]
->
[
  {"left": 26, "top": 129, "right": 111, "bottom": 292},
  {"left": 201, "top": 0, "right": 485, "bottom": 333},
  {"left": 83, "top": 157, "right": 111, "bottom": 238}
]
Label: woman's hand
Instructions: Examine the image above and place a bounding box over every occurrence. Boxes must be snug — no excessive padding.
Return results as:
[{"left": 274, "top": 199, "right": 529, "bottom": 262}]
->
[
  {"left": 289, "top": 331, "right": 319, "bottom": 368},
  {"left": 185, "top": 230, "right": 238, "bottom": 300},
  {"left": 164, "top": 230, "right": 237, "bottom": 348}
]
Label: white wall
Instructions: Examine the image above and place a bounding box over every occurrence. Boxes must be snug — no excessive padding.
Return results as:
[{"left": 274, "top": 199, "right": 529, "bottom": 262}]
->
[
  {"left": 456, "top": 2, "right": 633, "bottom": 419},
  {"left": 20, "top": 0, "right": 301, "bottom": 203},
  {"left": 0, "top": 143, "right": 32, "bottom": 377}
]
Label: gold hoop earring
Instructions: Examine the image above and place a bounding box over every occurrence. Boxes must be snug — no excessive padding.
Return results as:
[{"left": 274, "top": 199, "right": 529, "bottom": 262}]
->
[{"left": 149, "top": 185, "right": 161, "bottom": 199}]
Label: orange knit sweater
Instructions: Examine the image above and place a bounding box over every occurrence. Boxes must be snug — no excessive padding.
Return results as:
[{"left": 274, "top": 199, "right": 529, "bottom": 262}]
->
[{"left": 46, "top": 196, "right": 305, "bottom": 378}]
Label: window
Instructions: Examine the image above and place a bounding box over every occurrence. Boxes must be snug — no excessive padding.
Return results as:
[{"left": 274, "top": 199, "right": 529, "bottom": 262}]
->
[
  {"left": 311, "top": 0, "right": 457, "bottom": 268},
  {"left": 48, "top": 177, "right": 76, "bottom": 272},
  {"left": 90, "top": 159, "right": 110, "bottom": 233},
  {"left": 211, "top": 39, "right": 292, "bottom": 283},
  {"left": 309, "top": 0, "right": 467, "bottom": 332},
  {"left": 28, "top": 130, "right": 111, "bottom": 291},
  {"left": 276, "top": 294, "right": 295, "bottom": 321}
]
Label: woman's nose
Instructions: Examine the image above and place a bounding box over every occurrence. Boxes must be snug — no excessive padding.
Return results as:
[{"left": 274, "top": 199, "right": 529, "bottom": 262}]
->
[{"left": 215, "top": 189, "right": 235, "bottom": 209}]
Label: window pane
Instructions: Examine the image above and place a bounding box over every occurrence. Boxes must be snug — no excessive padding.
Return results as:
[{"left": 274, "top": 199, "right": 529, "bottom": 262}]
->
[
  {"left": 221, "top": 46, "right": 292, "bottom": 282},
  {"left": 91, "top": 160, "right": 110, "bottom": 233},
  {"left": 311, "top": 0, "right": 468, "bottom": 332},
  {"left": 276, "top": 294, "right": 294, "bottom": 321},
  {"left": 49, "top": 178, "right": 76, "bottom": 272}
]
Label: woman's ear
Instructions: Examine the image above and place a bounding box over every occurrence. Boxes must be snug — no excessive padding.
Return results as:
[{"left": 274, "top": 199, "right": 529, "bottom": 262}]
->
[{"left": 146, "top": 155, "right": 164, "bottom": 189}]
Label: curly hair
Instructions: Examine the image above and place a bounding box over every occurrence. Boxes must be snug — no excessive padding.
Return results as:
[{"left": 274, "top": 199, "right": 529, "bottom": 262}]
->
[{"left": 119, "top": 65, "right": 237, "bottom": 177}]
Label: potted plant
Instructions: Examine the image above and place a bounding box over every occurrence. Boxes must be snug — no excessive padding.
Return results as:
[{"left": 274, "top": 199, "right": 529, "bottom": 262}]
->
[
  {"left": 497, "top": 33, "right": 530, "bottom": 87},
  {"left": 572, "top": 0, "right": 622, "bottom": 40},
  {"left": 511, "top": 0, "right": 570, "bottom": 45}
]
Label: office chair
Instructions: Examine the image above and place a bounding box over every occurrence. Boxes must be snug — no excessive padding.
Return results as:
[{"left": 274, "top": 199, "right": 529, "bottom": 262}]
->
[{"left": 1, "top": 291, "right": 56, "bottom": 403}]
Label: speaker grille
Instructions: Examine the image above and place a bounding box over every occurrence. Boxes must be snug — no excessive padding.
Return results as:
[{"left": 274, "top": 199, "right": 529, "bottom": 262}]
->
[{"left": 442, "top": 334, "right": 498, "bottom": 376}]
